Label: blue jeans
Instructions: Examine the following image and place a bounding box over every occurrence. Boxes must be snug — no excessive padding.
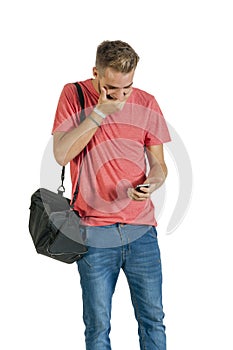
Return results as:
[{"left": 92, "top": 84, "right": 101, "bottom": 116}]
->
[{"left": 77, "top": 224, "right": 166, "bottom": 350}]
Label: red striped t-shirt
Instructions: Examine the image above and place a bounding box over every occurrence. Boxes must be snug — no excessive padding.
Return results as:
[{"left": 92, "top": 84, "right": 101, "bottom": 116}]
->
[{"left": 52, "top": 79, "right": 171, "bottom": 226}]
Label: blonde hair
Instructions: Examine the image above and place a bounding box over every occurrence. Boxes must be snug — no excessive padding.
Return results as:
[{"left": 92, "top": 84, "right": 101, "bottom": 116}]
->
[{"left": 95, "top": 40, "right": 140, "bottom": 75}]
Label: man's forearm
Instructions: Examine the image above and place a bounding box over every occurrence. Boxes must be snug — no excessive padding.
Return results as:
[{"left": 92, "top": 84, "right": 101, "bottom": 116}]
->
[
  {"left": 146, "top": 162, "right": 168, "bottom": 190},
  {"left": 53, "top": 111, "right": 103, "bottom": 166}
]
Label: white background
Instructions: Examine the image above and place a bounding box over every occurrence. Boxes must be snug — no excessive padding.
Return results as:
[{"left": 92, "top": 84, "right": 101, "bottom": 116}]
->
[{"left": 1, "top": 0, "right": 232, "bottom": 349}]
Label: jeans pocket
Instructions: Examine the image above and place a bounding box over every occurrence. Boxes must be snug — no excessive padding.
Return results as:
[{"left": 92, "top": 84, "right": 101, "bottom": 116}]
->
[{"left": 148, "top": 226, "right": 158, "bottom": 239}]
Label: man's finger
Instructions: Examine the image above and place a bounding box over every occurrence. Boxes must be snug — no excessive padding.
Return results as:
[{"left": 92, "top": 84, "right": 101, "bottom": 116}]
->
[{"left": 100, "top": 86, "right": 107, "bottom": 100}]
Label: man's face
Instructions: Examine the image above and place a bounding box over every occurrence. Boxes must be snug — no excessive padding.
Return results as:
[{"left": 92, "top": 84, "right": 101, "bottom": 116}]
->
[{"left": 95, "top": 67, "right": 135, "bottom": 102}]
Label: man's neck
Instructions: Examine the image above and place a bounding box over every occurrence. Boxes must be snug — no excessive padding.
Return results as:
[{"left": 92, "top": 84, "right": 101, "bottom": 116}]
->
[{"left": 91, "top": 78, "right": 99, "bottom": 94}]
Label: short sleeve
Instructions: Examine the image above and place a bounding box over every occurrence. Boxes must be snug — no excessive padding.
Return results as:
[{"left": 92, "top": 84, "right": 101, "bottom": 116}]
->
[
  {"left": 52, "top": 83, "right": 81, "bottom": 134},
  {"left": 144, "top": 97, "right": 171, "bottom": 146}
]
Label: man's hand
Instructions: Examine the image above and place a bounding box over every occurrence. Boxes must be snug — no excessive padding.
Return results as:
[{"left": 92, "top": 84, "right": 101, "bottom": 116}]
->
[
  {"left": 95, "top": 87, "right": 132, "bottom": 116},
  {"left": 127, "top": 183, "right": 158, "bottom": 201}
]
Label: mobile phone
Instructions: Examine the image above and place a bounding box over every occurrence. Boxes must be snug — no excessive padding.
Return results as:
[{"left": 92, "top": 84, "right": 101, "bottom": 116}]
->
[{"left": 135, "top": 184, "right": 150, "bottom": 193}]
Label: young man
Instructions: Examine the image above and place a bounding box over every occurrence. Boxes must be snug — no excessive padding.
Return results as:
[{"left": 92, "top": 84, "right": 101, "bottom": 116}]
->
[{"left": 52, "top": 40, "right": 171, "bottom": 350}]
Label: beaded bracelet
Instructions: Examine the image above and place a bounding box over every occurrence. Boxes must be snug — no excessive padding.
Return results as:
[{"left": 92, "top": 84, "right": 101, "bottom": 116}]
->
[{"left": 93, "top": 106, "right": 106, "bottom": 119}]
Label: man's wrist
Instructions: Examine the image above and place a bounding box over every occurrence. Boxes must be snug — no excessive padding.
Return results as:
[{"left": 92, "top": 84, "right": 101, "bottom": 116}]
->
[
  {"left": 88, "top": 115, "right": 100, "bottom": 127},
  {"left": 93, "top": 106, "right": 107, "bottom": 119}
]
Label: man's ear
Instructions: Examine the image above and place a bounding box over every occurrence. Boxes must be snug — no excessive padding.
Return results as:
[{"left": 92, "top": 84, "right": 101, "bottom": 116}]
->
[{"left": 93, "top": 67, "right": 98, "bottom": 78}]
